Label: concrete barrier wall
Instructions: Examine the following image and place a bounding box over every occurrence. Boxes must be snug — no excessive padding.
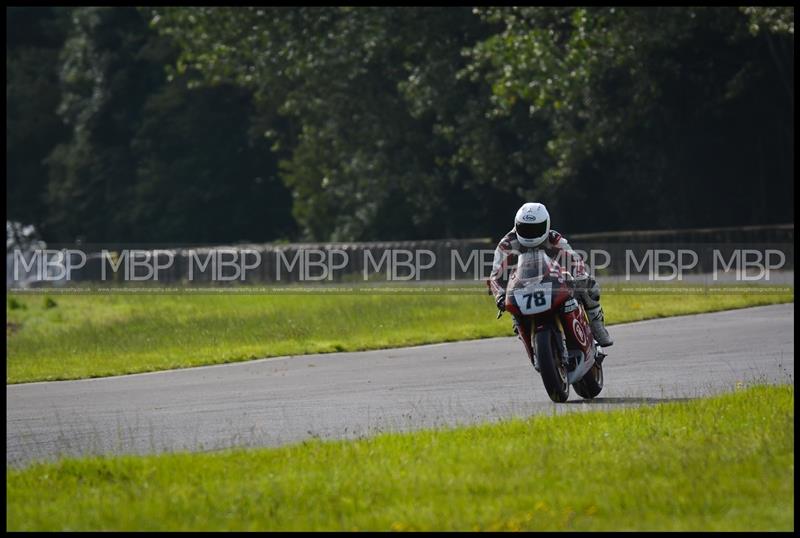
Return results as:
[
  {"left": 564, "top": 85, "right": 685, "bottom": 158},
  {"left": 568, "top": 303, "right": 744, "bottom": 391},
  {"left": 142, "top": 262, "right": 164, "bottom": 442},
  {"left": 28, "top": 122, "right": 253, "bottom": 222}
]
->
[
  {"left": 45, "top": 224, "right": 797, "bottom": 284},
  {"left": 569, "top": 224, "right": 794, "bottom": 276}
]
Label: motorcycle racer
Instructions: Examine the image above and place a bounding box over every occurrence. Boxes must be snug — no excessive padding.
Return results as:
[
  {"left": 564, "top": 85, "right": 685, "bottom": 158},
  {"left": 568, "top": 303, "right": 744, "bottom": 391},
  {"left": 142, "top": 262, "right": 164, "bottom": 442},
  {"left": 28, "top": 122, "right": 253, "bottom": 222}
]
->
[{"left": 488, "top": 202, "right": 614, "bottom": 347}]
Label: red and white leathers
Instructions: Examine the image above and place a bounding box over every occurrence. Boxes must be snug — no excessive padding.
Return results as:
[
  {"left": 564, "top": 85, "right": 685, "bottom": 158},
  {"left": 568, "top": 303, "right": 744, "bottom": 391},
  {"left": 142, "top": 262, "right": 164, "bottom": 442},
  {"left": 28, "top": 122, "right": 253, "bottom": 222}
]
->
[{"left": 487, "top": 228, "right": 614, "bottom": 346}]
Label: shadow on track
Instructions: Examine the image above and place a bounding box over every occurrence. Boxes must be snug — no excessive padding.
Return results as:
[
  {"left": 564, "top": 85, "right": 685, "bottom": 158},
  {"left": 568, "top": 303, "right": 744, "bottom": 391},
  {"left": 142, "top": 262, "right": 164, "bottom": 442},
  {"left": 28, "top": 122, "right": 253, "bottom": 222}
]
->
[{"left": 565, "top": 396, "right": 693, "bottom": 405}]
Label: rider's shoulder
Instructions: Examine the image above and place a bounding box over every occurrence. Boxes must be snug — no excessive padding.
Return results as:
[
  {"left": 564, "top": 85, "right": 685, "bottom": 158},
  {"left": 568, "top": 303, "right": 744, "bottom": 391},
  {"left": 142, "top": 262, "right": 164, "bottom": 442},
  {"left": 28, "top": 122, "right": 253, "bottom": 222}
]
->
[
  {"left": 498, "top": 228, "right": 518, "bottom": 250},
  {"left": 548, "top": 229, "right": 565, "bottom": 246}
]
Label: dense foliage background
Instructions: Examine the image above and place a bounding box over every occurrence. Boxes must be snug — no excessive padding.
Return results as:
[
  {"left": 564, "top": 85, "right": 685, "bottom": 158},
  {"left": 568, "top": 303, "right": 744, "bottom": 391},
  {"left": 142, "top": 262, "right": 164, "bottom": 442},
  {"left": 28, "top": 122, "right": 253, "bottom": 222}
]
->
[{"left": 6, "top": 7, "right": 794, "bottom": 244}]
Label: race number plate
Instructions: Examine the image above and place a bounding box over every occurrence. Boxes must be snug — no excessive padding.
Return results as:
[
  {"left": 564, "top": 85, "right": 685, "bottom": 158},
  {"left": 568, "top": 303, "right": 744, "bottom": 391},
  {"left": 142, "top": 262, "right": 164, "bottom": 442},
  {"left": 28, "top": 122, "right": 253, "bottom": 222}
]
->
[{"left": 513, "top": 282, "right": 553, "bottom": 314}]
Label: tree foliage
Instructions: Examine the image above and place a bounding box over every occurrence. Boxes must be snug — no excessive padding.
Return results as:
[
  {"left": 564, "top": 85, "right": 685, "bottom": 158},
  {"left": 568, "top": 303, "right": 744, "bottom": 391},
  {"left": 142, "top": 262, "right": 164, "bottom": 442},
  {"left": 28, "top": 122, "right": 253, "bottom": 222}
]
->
[
  {"left": 9, "top": 7, "right": 293, "bottom": 244},
  {"left": 6, "top": 7, "right": 794, "bottom": 243},
  {"left": 466, "top": 7, "right": 794, "bottom": 230},
  {"left": 6, "top": 7, "right": 71, "bottom": 229},
  {"left": 149, "top": 7, "right": 525, "bottom": 240}
]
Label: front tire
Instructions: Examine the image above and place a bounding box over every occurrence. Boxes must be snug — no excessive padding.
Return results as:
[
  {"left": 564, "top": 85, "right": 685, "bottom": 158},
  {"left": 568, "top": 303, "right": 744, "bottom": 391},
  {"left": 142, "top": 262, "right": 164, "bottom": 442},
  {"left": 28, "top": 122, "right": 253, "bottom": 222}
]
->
[
  {"left": 573, "top": 360, "right": 604, "bottom": 399},
  {"left": 534, "top": 326, "right": 570, "bottom": 403}
]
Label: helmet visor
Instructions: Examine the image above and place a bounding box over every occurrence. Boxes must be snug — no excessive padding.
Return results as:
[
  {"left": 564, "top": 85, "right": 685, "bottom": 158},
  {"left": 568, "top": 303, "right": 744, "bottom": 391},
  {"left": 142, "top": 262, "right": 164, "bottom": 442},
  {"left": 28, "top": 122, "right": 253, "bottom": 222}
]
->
[{"left": 516, "top": 220, "right": 548, "bottom": 240}]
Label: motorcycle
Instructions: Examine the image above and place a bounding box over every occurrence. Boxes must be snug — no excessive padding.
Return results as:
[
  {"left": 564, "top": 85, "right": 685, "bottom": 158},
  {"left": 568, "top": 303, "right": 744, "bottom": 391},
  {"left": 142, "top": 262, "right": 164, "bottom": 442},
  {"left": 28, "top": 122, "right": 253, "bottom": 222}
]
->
[{"left": 500, "top": 249, "right": 606, "bottom": 403}]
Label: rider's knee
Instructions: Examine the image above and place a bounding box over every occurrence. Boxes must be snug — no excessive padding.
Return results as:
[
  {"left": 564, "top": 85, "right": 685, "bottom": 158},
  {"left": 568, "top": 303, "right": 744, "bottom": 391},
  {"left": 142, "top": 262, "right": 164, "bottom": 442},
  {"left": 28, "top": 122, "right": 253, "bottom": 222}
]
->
[
  {"left": 588, "top": 279, "right": 600, "bottom": 301},
  {"left": 577, "top": 277, "right": 601, "bottom": 307}
]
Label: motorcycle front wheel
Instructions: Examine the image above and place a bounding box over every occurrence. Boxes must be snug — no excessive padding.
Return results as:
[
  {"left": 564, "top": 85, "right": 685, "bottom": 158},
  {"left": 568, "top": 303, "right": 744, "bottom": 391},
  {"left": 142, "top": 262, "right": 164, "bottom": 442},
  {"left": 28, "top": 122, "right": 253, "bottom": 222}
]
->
[
  {"left": 534, "top": 325, "right": 570, "bottom": 403},
  {"left": 573, "top": 360, "right": 603, "bottom": 399}
]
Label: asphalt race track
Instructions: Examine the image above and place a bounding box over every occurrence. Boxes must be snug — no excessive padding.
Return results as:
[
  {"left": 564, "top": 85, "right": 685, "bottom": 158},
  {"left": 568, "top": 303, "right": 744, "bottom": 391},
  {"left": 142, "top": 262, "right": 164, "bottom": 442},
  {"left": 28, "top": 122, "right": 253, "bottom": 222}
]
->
[{"left": 7, "top": 304, "right": 794, "bottom": 466}]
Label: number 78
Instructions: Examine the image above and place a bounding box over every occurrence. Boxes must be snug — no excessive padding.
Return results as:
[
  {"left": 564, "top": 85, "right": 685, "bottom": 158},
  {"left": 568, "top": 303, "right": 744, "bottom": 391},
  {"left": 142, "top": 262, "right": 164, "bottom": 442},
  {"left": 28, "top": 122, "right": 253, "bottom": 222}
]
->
[{"left": 522, "top": 290, "right": 547, "bottom": 308}]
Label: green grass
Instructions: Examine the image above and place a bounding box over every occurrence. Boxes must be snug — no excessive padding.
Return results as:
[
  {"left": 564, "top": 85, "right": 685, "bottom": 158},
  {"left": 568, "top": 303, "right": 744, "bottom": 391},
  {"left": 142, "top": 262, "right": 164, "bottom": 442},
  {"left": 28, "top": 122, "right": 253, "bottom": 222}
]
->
[
  {"left": 6, "top": 283, "right": 793, "bottom": 383},
  {"left": 6, "top": 384, "right": 793, "bottom": 531}
]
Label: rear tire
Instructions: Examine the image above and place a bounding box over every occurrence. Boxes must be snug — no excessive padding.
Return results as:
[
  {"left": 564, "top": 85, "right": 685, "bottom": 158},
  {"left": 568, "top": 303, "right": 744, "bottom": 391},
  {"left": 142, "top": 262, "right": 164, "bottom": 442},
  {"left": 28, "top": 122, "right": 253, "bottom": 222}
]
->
[
  {"left": 573, "top": 360, "right": 604, "bottom": 399},
  {"left": 534, "top": 326, "right": 570, "bottom": 403}
]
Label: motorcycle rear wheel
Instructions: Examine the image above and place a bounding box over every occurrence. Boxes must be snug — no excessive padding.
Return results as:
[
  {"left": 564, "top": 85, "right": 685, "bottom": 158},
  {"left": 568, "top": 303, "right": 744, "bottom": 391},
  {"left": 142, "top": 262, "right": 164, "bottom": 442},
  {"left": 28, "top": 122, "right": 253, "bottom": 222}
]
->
[{"left": 535, "top": 326, "right": 570, "bottom": 403}]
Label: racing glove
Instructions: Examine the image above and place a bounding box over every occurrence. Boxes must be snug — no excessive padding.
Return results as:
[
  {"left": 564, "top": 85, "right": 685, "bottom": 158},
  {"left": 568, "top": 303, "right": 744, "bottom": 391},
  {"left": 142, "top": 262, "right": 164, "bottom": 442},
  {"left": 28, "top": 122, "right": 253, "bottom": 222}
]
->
[{"left": 496, "top": 292, "right": 506, "bottom": 312}]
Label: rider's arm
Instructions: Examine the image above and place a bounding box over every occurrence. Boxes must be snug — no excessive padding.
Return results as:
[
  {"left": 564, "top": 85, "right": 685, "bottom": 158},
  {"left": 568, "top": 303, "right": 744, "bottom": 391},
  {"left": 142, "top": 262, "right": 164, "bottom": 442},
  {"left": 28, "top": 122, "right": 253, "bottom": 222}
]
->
[
  {"left": 546, "top": 230, "right": 588, "bottom": 279},
  {"left": 487, "top": 231, "right": 516, "bottom": 299}
]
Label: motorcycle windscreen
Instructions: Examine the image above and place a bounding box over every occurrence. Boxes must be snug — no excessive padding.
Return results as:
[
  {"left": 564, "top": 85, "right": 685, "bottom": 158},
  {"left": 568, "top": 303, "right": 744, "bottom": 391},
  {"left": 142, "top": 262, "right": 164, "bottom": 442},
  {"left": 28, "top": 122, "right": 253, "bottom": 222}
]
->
[{"left": 508, "top": 250, "right": 560, "bottom": 315}]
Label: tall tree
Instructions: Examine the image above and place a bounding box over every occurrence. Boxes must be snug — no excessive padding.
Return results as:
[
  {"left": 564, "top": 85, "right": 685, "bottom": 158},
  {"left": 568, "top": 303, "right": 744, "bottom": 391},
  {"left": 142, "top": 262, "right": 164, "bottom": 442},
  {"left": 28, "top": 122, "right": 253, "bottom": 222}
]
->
[
  {"left": 467, "top": 6, "right": 794, "bottom": 230},
  {"left": 6, "top": 7, "right": 71, "bottom": 230},
  {"left": 149, "top": 7, "right": 535, "bottom": 240},
  {"left": 8, "top": 7, "right": 794, "bottom": 244},
  {"left": 43, "top": 7, "right": 294, "bottom": 244}
]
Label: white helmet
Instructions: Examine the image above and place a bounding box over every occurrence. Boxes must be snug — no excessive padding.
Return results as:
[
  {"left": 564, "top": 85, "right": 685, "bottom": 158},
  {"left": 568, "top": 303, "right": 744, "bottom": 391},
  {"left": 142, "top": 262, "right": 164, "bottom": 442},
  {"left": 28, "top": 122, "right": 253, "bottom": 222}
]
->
[{"left": 514, "top": 202, "right": 550, "bottom": 248}]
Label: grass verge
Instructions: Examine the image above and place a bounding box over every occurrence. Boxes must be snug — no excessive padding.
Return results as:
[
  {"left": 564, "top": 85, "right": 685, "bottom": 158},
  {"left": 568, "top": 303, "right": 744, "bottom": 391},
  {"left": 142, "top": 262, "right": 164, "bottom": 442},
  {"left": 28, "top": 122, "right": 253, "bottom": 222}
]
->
[
  {"left": 6, "top": 384, "right": 793, "bottom": 531},
  {"left": 6, "top": 283, "right": 793, "bottom": 383}
]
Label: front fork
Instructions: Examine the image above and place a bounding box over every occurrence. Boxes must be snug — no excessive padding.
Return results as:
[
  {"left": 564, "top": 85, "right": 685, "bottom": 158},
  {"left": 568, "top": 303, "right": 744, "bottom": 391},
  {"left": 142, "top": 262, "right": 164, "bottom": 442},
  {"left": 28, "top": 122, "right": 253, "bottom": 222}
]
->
[
  {"left": 514, "top": 315, "right": 535, "bottom": 366},
  {"left": 515, "top": 313, "right": 568, "bottom": 370}
]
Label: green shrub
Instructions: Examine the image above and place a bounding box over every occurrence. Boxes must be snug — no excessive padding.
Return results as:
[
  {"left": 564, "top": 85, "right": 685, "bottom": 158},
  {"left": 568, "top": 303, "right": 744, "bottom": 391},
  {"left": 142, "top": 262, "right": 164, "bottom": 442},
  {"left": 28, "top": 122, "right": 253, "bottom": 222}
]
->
[{"left": 8, "top": 297, "right": 27, "bottom": 310}]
